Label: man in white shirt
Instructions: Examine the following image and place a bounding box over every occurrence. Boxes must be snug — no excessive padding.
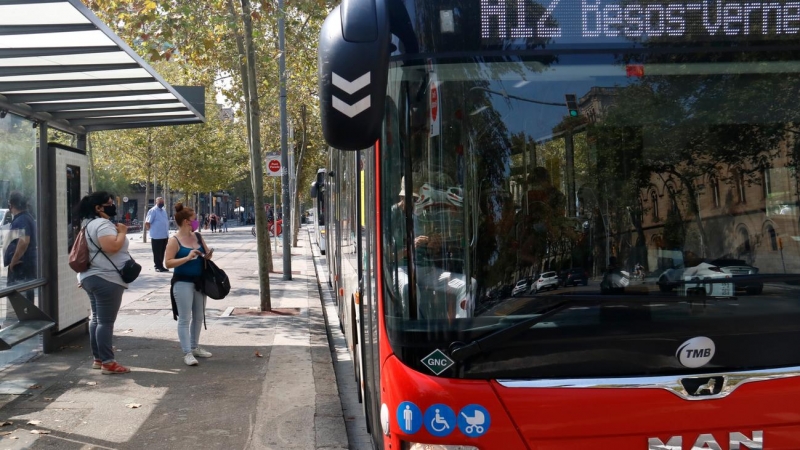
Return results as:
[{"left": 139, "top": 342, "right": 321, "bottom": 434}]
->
[{"left": 145, "top": 197, "right": 170, "bottom": 272}]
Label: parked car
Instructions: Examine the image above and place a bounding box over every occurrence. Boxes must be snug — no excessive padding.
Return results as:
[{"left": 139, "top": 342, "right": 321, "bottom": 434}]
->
[
  {"left": 657, "top": 262, "right": 733, "bottom": 296},
  {"left": 511, "top": 278, "right": 532, "bottom": 297},
  {"left": 560, "top": 267, "right": 589, "bottom": 286},
  {"left": 708, "top": 258, "right": 763, "bottom": 295},
  {"left": 0, "top": 208, "right": 11, "bottom": 247},
  {"left": 532, "top": 271, "right": 559, "bottom": 293}
]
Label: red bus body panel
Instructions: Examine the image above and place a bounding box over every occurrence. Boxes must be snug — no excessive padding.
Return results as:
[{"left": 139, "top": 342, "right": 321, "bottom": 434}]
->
[
  {"left": 382, "top": 355, "right": 527, "bottom": 449},
  {"left": 493, "top": 378, "right": 800, "bottom": 448},
  {"left": 381, "top": 355, "right": 800, "bottom": 449}
]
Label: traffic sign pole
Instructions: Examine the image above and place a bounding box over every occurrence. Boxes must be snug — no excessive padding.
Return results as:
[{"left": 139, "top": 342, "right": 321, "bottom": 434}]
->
[{"left": 279, "top": 0, "right": 291, "bottom": 281}]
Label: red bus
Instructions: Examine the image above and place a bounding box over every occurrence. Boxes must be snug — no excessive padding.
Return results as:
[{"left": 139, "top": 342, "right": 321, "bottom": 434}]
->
[{"left": 318, "top": 0, "right": 800, "bottom": 448}]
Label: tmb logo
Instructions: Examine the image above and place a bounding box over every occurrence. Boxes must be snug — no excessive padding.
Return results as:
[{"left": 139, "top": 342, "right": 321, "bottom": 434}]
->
[{"left": 676, "top": 336, "right": 715, "bottom": 368}]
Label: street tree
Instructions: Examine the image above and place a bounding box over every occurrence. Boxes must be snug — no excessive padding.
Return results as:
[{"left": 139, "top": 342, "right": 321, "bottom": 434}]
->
[{"left": 86, "top": 0, "right": 329, "bottom": 310}]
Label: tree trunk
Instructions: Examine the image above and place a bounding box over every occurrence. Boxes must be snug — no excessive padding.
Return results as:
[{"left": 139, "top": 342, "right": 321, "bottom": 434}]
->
[
  {"left": 87, "top": 133, "right": 97, "bottom": 192},
  {"left": 142, "top": 133, "right": 153, "bottom": 243},
  {"left": 142, "top": 181, "right": 149, "bottom": 243},
  {"left": 292, "top": 105, "right": 307, "bottom": 247},
  {"left": 234, "top": 0, "right": 273, "bottom": 310}
]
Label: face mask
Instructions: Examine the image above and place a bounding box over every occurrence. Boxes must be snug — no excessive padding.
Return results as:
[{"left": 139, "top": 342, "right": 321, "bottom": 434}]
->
[
  {"left": 190, "top": 220, "right": 199, "bottom": 231},
  {"left": 157, "top": 203, "right": 164, "bottom": 209},
  {"left": 103, "top": 205, "right": 117, "bottom": 217}
]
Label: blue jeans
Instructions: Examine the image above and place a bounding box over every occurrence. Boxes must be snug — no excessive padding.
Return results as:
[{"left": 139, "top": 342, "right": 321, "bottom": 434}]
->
[
  {"left": 173, "top": 281, "right": 206, "bottom": 353},
  {"left": 81, "top": 276, "right": 124, "bottom": 363}
]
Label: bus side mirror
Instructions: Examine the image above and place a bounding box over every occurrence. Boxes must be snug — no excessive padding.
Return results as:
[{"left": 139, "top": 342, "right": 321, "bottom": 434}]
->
[{"left": 318, "top": 0, "right": 389, "bottom": 150}]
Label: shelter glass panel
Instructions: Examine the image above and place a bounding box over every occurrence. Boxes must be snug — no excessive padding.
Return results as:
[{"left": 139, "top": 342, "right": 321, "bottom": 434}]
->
[{"left": 0, "top": 113, "right": 39, "bottom": 298}]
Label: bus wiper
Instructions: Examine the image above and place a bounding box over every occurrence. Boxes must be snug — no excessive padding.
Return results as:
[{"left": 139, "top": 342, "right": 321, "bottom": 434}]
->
[{"left": 449, "top": 297, "right": 599, "bottom": 363}]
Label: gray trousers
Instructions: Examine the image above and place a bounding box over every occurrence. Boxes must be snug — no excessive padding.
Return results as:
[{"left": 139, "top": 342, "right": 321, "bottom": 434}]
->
[
  {"left": 173, "top": 281, "right": 206, "bottom": 353},
  {"left": 81, "top": 276, "right": 124, "bottom": 363}
]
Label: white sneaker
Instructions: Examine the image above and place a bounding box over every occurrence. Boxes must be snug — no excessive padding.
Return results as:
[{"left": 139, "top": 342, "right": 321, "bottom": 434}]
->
[
  {"left": 192, "top": 347, "right": 212, "bottom": 358},
  {"left": 184, "top": 353, "right": 199, "bottom": 366}
]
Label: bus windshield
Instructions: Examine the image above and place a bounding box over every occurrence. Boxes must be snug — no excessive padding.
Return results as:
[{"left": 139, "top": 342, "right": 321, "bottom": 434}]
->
[{"left": 379, "top": 53, "right": 800, "bottom": 379}]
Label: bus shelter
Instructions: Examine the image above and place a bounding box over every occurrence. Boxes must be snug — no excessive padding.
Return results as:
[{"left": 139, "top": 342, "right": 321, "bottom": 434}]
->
[{"left": 0, "top": 0, "right": 205, "bottom": 356}]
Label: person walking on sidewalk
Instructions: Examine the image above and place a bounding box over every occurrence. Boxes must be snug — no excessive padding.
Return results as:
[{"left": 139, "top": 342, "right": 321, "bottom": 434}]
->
[
  {"left": 209, "top": 213, "right": 218, "bottom": 233},
  {"left": 76, "top": 192, "right": 130, "bottom": 375},
  {"left": 146, "top": 197, "right": 170, "bottom": 272},
  {"left": 165, "top": 203, "right": 214, "bottom": 366},
  {"left": 220, "top": 214, "right": 228, "bottom": 232}
]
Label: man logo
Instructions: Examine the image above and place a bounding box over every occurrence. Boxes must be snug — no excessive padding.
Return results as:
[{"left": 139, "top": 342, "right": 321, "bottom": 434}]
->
[
  {"left": 676, "top": 336, "right": 715, "bottom": 368},
  {"left": 680, "top": 376, "right": 725, "bottom": 397},
  {"left": 694, "top": 378, "right": 716, "bottom": 395},
  {"left": 648, "top": 431, "right": 763, "bottom": 449}
]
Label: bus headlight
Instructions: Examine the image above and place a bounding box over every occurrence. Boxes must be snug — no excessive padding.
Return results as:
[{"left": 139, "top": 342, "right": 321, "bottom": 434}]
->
[{"left": 402, "top": 443, "right": 479, "bottom": 450}]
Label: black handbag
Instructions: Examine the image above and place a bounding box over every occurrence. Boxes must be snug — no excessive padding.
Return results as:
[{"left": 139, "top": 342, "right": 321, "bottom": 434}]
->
[
  {"left": 117, "top": 258, "right": 142, "bottom": 283},
  {"left": 203, "top": 258, "right": 230, "bottom": 299},
  {"left": 86, "top": 224, "right": 141, "bottom": 283}
]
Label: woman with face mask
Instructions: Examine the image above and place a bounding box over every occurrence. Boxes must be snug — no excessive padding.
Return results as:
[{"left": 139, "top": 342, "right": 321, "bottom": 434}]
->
[
  {"left": 76, "top": 191, "right": 130, "bottom": 374},
  {"left": 164, "top": 203, "right": 214, "bottom": 366}
]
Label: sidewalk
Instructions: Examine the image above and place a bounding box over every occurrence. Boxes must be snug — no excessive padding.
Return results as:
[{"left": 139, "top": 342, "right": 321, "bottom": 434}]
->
[{"left": 0, "top": 226, "right": 349, "bottom": 450}]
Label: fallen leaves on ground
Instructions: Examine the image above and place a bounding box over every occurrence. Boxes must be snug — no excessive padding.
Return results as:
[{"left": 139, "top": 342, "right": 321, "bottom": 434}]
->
[
  {"left": 86, "top": 382, "right": 97, "bottom": 386},
  {"left": 121, "top": 329, "right": 133, "bottom": 334},
  {"left": 30, "top": 430, "right": 50, "bottom": 435},
  {"left": 0, "top": 431, "right": 12, "bottom": 436},
  {"left": 0, "top": 421, "right": 11, "bottom": 426},
  {"left": 43, "top": 397, "right": 53, "bottom": 401},
  {"left": 26, "top": 420, "right": 41, "bottom": 426},
  {"left": 254, "top": 351, "right": 262, "bottom": 358},
  {"left": 126, "top": 403, "right": 141, "bottom": 409},
  {"left": 28, "top": 384, "right": 41, "bottom": 389}
]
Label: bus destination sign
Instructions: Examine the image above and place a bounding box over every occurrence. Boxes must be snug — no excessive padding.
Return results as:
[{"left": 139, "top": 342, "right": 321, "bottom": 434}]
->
[{"left": 480, "top": 0, "right": 800, "bottom": 42}]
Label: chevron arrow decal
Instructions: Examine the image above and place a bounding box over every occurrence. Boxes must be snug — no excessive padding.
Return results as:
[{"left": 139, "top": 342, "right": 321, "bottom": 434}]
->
[
  {"left": 332, "top": 72, "right": 371, "bottom": 95},
  {"left": 332, "top": 95, "right": 370, "bottom": 118}
]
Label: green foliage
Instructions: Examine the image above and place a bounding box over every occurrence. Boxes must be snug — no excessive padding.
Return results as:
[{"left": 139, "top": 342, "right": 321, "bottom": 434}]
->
[
  {"left": 0, "top": 115, "right": 37, "bottom": 204},
  {"left": 85, "top": 0, "right": 328, "bottom": 202}
]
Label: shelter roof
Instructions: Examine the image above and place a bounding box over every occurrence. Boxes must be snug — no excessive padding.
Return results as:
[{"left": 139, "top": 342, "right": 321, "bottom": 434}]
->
[{"left": 0, "top": 0, "right": 205, "bottom": 134}]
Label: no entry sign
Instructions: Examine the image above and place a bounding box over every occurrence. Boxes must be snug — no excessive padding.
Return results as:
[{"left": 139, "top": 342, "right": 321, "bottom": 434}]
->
[{"left": 267, "top": 156, "right": 281, "bottom": 177}]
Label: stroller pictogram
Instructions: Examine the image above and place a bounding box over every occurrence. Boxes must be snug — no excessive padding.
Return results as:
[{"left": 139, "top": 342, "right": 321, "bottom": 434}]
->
[{"left": 460, "top": 410, "right": 485, "bottom": 434}]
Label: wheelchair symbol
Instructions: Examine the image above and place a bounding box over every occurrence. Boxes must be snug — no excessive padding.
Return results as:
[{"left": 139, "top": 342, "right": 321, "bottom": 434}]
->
[
  {"left": 460, "top": 410, "right": 485, "bottom": 434},
  {"left": 431, "top": 408, "right": 450, "bottom": 432}
]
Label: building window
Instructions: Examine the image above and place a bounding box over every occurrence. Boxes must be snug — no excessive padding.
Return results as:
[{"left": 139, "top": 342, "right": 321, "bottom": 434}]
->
[
  {"left": 767, "top": 225, "right": 778, "bottom": 251},
  {"left": 736, "top": 171, "right": 747, "bottom": 204},
  {"left": 763, "top": 168, "right": 772, "bottom": 199},
  {"left": 650, "top": 189, "right": 659, "bottom": 221},
  {"left": 709, "top": 176, "right": 720, "bottom": 208},
  {"left": 667, "top": 185, "right": 679, "bottom": 212},
  {"left": 737, "top": 226, "right": 752, "bottom": 259}
]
